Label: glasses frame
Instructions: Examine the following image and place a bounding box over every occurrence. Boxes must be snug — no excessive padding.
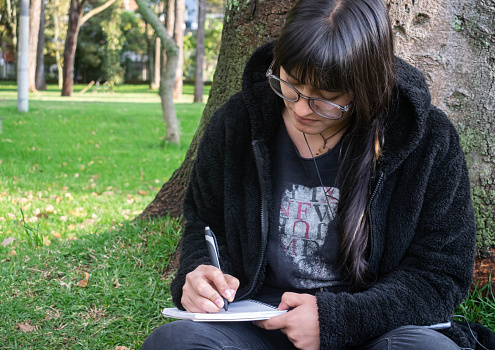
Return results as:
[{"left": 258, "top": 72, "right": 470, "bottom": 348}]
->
[{"left": 266, "top": 60, "right": 351, "bottom": 120}]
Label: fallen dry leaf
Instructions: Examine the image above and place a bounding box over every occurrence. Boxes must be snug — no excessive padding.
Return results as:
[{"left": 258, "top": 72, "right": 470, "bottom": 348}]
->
[
  {"left": 137, "top": 190, "right": 148, "bottom": 196},
  {"left": 8, "top": 250, "right": 16, "bottom": 256},
  {"left": 113, "top": 278, "right": 122, "bottom": 288},
  {"left": 18, "top": 322, "right": 35, "bottom": 332},
  {"left": 52, "top": 232, "right": 62, "bottom": 238},
  {"left": 1, "top": 237, "right": 14, "bottom": 247},
  {"left": 76, "top": 272, "right": 90, "bottom": 288}
]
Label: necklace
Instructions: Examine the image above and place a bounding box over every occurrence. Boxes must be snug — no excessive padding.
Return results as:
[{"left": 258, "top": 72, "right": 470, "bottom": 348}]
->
[{"left": 316, "top": 124, "right": 347, "bottom": 156}]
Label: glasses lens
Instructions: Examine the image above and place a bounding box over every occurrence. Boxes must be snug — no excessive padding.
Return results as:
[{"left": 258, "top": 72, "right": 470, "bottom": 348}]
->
[
  {"left": 268, "top": 77, "right": 299, "bottom": 102},
  {"left": 311, "top": 100, "right": 342, "bottom": 119}
]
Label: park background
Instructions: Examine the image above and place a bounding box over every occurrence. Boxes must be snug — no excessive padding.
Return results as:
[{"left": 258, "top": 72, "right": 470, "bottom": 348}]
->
[{"left": 0, "top": 0, "right": 494, "bottom": 349}]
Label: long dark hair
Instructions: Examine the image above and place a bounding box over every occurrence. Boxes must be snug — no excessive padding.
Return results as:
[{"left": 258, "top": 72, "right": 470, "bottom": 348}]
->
[{"left": 273, "top": 0, "right": 395, "bottom": 289}]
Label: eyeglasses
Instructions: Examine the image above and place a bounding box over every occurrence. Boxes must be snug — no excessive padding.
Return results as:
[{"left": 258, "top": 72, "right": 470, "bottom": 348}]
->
[{"left": 266, "top": 60, "right": 351, "bottom": 120}]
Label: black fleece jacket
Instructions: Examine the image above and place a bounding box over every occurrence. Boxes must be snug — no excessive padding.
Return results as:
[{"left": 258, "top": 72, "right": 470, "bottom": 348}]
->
[{"left": 170, "top": 42, "right": 492, "bottom": 349}]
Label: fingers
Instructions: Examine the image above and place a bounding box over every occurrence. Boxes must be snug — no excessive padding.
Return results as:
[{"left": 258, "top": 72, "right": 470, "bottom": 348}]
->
[
  {"left": 181, "top": 265, "right": 239, "bottom": 313},
  {"left": 278, "top": 292, "right": 304, "bottom": 310},
  {"left": 253, "top": 313, "right": 288, "bottom": 331}
]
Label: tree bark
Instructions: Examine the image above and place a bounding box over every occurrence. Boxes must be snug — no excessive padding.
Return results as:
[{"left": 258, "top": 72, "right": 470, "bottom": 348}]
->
[
  {"left": 52, "top": 0, "right": 64, "bottom": 89},
  {"left": 135, "top": 0, "right": 180, "bottom": 144},
  {"left": 5, "top": 0, "right": 18, "bottom": 62},
  {"left": 28, "top": 0, "right": 42, "bottom": 92},
  {"left": 35, "top": 0, "right": 47, "bottom": 91},
  {"left": 173, "top": 0, "right": 185, "bottom": 99},
  {"left": 193, "top": 0, "right": 206, "bottom": 103},
  {"left": 151, "top": 36, "right": 161, "bottom": 89},
  {"left": 385, "top": 0, "right": 495, "bottom": 285},
  {"left": 61, "top": 0, "right": 116, "bottom": 97}
]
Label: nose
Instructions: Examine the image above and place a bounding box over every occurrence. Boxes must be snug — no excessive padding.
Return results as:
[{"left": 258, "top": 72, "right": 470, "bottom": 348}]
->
[{"left": 292, "top": 94, "right": 313, "bottom": 117}]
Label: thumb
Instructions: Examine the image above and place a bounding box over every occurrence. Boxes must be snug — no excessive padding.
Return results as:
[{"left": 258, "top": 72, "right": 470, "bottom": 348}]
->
[{"left": 278, "top": 292, "right": 304, "bottom": 310}]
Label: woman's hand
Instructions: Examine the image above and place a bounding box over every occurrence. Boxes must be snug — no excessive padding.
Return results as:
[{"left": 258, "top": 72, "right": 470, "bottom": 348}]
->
[
  {"left": 254, "top": 292, "right": 320, "bottom": 350},
  {"left": 181, "top": 264, "right": 239, "bottom": 313}
]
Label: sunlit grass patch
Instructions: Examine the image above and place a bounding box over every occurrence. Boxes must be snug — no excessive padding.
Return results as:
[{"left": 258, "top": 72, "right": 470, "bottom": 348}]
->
[{"left": 0, "top": 83, "right": 204, "bottom": 243}]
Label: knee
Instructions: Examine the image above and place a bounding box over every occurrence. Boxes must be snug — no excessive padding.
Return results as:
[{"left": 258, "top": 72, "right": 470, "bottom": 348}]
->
[
  {"left": 141, "top": 320, "right": 196, "bottom": 350},
  {"left": 388, "top": 326, "right": 460, "bottom": 350}
]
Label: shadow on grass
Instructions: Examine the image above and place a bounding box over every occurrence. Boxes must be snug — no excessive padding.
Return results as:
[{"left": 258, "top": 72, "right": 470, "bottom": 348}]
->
[{"left": 0, "top": 216, "right": 182, "bottom": 349}]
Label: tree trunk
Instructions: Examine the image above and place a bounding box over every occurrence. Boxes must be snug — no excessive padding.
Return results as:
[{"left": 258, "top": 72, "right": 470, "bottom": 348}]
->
[
  {"left": 173, "top": 0, "right": 185, "bottom": 99},
  {"left": 5, "top": 0, "right": 18, "bottom": 63},
  {"left": 151, "top": 36, "right": 161, "bottom": 89},
  {"left": 61, "top": 0, "right": 84, "bottom": 96},
  {"left": 61, "top": 0, "right": 116, "bottom": 96},
  {"left": 18, "top": 0, "right": 30, "bottom": 112},
  {"left": 53, "top": 0, "right": 64, "bottom": 89},
  {"left": 166, "top": 0, "right": 175, "bottom": 35},
  {"left": 28, "top": 0, "right": 41, "bottom": 92},
  {"left": 385, "top": 0, "right": 495, "bottom": 287},
  {"left": 137, "top": 0, "right": 298, "bottom": 220},
  {"left": 35, "top": 0, "right": 47, "bottom": 91},
  {"left": 135, "top": 0, "right": 180, "bottom": 144},
  {"left": 193, "top": 0, "right": 206, "bottom": 103}
]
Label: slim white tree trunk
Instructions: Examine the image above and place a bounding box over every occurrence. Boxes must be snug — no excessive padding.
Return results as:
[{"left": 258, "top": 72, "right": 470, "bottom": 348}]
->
[
  {"left": 135, "top": 0, "right": 180, "bottom": 144},
  {"left": 18, "top": 0, "right": 30, "bottom": 112}
]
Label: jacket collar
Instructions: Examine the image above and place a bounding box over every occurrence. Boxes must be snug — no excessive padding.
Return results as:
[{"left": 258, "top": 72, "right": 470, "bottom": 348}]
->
[{"left": 241, "top": 41, "right": 433, "bottom": 176}]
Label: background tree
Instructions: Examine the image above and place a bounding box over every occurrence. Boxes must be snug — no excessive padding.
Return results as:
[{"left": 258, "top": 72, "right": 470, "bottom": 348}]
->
[
  {"left": 61, "top": 0, "right": 117, "bottom": 97},
  {"left": 35, "top": 0, "right": 47, "bottom": 90},
  {"left": 1, "top": 0, "right": 18, "bottom": 63},
  {"left": 172, "top": 0, "right": 185, "bottom": 98},
  {"left": 135, "top": 0, "right": 180, "bottom": 144},
  {"left": 45, "top": 0, "right": 69, "bottom": 89},
  {"left": 28, "top": 0, "right": 41, "bottom": 92},
  {"left": 193, "top": 0, "right": 206, "bottom": 103}
]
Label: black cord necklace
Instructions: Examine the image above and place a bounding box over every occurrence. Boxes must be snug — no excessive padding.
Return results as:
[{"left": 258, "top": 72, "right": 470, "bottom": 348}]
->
[
  {"left": 303, "top": 132, "right": 339, "bottom": 207},
  {"left": 316, "top": 124, "right": 347, "bottom": 156}
]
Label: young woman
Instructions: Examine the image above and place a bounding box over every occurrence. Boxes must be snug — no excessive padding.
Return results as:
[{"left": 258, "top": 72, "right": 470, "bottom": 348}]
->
[{"left": 141, "top": 0, "right": 484, "bottom": 349}]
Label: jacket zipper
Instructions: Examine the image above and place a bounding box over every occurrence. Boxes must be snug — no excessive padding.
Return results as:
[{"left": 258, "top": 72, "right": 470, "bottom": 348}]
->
[
  {"left": 238, "top": 140, "right": 269, "bottom": 300},
  {"left": 367, "top": 171, "right": 384, "bottom": 266}
]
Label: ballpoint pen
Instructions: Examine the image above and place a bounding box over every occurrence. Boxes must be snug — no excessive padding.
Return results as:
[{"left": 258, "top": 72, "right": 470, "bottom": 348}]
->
[{"left": 204, "top": 226, "right": 229, "bottom": 313}]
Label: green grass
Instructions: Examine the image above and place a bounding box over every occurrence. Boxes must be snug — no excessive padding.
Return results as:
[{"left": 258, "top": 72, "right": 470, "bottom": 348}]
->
[
  {"left": 0, "top": 82, "right": 204, "bottom": 349},
  {"left": 0, "top": 82, "right": 206, "bottom": 242},
  {"left": 0, "top": 217, "right": 182, "bottom": 349},
  {"left": 457, "top": 279, "right": 495, "bottom": 332}
]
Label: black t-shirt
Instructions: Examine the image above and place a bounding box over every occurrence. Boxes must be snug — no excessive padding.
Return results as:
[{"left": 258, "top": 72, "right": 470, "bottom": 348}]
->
[{"left": 264, "top": 124, "right": 349, "bottom": 291}]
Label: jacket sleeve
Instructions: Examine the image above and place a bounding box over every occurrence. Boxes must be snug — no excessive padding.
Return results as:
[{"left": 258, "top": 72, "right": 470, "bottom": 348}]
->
[
  {"left": 316, "top": 116, "right": 477, "bottom": 349},
  {"left": 170, "top": 101, "right": 237, "bottom": 310}
]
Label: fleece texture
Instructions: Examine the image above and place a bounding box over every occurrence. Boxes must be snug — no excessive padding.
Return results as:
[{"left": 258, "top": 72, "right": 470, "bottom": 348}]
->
[{"left": 170, "top": 41, "right": 493, "bottom": 349}]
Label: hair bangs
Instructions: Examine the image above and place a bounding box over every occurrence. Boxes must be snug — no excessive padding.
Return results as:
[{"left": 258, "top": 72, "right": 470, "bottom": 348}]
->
[{"left": 274, "top": 20, "right": 351, "bottom": 94}]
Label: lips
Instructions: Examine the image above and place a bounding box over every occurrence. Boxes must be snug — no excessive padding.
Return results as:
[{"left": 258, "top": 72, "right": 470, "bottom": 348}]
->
[{"left": 295, "top": 114, "right": 319, "bottom": 124}]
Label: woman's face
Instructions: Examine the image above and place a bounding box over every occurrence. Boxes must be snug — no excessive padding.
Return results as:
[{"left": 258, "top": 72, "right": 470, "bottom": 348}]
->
[{"left": 279, "top": 67, "right": 352, "bottom": 135}]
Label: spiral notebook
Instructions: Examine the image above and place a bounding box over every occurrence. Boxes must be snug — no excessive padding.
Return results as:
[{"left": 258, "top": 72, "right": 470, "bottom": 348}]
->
[{"left": 162, "top": 299, "right": 287, "bottom": 322}]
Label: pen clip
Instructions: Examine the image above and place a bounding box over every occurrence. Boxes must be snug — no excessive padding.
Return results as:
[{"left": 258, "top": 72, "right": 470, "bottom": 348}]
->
[{"left": 205, "top": 226, "right": 221, "bottom": 268}]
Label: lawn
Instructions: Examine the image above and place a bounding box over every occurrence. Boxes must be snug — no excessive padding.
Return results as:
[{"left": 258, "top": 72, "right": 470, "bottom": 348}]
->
[
  {"left": 0, "top": 81, "right": 493, "bottom": 349},
  {"left": 0, "top": 82, "right": 206, "bottom": 349}
]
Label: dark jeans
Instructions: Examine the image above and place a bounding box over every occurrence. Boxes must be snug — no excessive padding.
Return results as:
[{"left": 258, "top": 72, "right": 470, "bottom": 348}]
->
[{"left": 141, "top": 320, "right": 460, "bottom": 350}]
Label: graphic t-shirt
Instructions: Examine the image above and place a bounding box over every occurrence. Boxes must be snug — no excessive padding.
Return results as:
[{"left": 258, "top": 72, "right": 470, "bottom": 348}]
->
[{"left": 265, "top": 124, "right": 349, "bottom": 290}]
